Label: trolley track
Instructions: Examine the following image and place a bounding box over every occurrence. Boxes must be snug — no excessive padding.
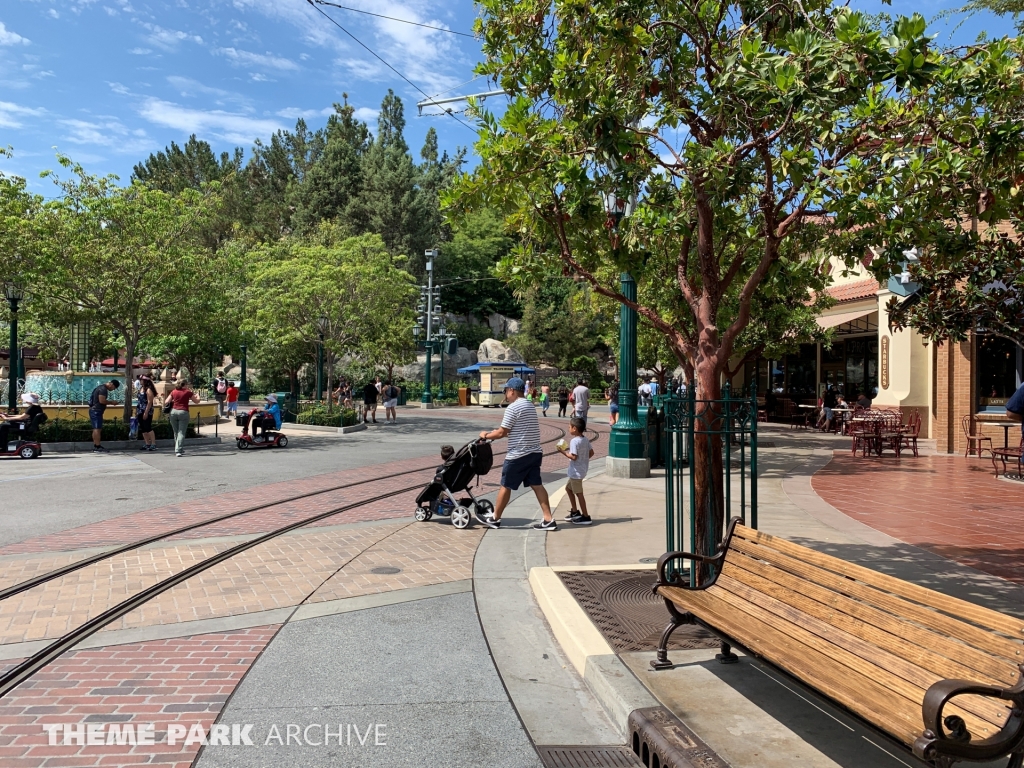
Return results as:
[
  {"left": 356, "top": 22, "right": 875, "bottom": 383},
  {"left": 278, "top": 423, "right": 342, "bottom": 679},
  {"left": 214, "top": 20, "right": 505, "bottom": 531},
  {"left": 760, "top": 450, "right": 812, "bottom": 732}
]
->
[
  {"left": 0, "top": 421, "right": 570, "bottom": 602},
  {"left": 0, "top": 426, "right": 603, "bottom": 699}
]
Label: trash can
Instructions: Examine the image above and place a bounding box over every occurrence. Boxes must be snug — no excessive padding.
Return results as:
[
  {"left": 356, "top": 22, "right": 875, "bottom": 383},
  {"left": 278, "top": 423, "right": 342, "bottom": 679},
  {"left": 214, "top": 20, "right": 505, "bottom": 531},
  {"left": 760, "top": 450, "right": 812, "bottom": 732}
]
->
[
  {"left": 458, "top": 387, "right": 470, "bottom": 407},
  {"left": 275, "top": 392, "right": 297, "bottom": 423},
  {"left": 397, "top": 385, "right": 407, "bottom": 406}
]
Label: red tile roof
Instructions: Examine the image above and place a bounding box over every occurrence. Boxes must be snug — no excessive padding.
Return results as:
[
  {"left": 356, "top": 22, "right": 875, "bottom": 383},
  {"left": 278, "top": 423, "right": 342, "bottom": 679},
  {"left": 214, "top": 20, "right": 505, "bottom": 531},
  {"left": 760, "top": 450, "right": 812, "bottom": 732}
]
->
[{"left": 825, "top": 278, "right": 880, "bottom": 303}]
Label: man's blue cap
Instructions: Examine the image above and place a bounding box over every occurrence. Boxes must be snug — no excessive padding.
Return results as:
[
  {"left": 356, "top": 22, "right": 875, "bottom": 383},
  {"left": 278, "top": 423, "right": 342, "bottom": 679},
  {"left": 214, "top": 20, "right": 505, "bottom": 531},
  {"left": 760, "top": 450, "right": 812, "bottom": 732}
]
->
[{"left": 504, "top": 376, "right": 526, "bottom": 392}]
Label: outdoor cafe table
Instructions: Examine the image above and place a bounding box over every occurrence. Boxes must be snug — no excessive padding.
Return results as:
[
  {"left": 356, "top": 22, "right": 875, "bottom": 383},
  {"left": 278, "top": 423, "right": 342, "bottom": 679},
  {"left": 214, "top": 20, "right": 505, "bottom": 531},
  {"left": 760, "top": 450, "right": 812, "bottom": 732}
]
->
[
  {"left": 975, "top": 417, "right": 1019, "bottom": 448},
  {"left": 850, "top": 414, "right": 904, "bottom": 456}
]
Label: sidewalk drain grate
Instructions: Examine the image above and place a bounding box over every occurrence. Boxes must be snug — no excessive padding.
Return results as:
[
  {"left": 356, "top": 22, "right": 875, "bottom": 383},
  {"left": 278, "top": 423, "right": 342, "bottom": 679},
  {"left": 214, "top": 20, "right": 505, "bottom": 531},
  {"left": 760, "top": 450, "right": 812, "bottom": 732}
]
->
[
  {"left": 558, "top": 570, "right": 718, "bottom": 653},
  {"left": 536, "top": 745, "right": 643, "bottom": 767},
  {"left": 370, "top": 566, "right": 402, "bottom": 574}
]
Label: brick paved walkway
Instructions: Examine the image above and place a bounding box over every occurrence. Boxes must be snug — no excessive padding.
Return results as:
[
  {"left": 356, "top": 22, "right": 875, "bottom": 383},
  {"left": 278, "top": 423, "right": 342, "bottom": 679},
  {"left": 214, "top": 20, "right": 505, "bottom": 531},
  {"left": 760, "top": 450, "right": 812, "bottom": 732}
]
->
[
  {"left": 0, "top": 418, "right": 596, "bottom": 557},
  {"left": 0, "top": 626, "right": 279, "bottom": 768},
  {"left": 812, "top": 453, "right": 1024, "bottom": 584}
]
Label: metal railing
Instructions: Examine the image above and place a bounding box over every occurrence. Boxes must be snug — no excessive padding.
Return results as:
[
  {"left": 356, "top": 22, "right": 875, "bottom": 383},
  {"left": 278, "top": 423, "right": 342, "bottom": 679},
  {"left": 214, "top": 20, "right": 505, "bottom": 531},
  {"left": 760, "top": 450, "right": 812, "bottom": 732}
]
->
[{"left": 661, "top": 383, "right": 758, "bottom": 585}]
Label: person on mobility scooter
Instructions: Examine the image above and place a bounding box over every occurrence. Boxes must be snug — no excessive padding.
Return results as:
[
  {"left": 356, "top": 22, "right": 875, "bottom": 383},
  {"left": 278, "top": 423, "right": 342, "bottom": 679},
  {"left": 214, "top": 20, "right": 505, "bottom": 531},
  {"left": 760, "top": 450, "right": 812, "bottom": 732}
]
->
[
  {"left": 236, "top": 394, "right": 288, "bottom": 449},
  {"left": 0, "top": 392, "right": 47, "bottom": 459}
]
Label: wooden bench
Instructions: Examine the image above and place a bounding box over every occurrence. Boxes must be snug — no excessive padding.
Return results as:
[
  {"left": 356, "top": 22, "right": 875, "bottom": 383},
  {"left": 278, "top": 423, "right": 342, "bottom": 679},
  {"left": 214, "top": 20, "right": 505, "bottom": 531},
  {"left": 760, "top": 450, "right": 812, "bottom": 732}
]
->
[
  {"left": 992, "top": 437, "right": 1023, "bottom": 479},
  {"left": 651, "top": 520, "right": 1024, "bottom": 767}
]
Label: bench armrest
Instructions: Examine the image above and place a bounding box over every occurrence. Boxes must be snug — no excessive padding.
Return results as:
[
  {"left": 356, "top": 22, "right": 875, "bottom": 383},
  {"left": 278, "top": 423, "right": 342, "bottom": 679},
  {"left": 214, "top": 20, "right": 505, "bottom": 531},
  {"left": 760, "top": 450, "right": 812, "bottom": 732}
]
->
[
  {"left": 653, "top": 517, "right": 743, "bottom": 590},
  {"left": 913, "top": 666, "right": 1024, "bottom": 763}
]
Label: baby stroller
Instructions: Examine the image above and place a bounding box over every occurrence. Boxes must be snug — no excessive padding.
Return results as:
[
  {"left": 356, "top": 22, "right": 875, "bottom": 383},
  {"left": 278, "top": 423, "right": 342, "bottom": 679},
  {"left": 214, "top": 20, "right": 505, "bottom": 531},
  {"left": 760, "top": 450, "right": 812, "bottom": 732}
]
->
[{"left": 414, "top": 439, "right": 494, "bottom": 529}]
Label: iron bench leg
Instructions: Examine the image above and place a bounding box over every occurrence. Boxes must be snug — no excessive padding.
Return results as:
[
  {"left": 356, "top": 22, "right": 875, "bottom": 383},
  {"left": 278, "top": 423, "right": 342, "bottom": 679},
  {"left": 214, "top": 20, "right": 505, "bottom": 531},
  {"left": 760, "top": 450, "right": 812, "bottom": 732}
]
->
[
  {"left": 717, "top": 641, "right": 739, "bottom": 664},
  {"left": 651, "top": 599, "right": 692, "bottom": 670}
]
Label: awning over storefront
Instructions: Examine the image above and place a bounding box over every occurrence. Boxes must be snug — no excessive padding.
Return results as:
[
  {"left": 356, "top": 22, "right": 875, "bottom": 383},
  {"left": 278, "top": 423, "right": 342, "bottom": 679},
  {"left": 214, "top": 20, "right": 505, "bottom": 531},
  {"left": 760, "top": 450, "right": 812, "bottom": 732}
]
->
[{"left": 816, "top": 309, "right": 874, "bottom": 330}]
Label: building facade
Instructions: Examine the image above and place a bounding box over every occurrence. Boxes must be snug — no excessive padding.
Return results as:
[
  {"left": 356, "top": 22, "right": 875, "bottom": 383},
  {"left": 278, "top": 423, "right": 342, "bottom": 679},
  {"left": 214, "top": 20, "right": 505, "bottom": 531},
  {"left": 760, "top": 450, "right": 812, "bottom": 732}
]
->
[{"left": 744, "top": 259, "right": 1023, "bottom": 453}]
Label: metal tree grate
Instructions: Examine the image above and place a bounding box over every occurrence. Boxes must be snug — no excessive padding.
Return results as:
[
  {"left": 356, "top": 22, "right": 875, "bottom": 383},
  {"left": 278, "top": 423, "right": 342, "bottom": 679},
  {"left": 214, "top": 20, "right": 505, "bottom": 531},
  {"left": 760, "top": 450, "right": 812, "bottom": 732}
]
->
[
  {"left": 536, "top": 745, "right": 643, "bottom": 767},
  {"left": 557, "top": 570, "right": 718, "bottom": 653}
]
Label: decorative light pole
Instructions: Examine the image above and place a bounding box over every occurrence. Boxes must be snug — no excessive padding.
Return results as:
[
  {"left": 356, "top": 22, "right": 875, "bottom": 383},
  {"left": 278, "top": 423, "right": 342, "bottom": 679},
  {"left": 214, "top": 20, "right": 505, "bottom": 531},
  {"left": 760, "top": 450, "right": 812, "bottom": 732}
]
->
[
  {"left": 316, "top": 315, "right": 328, "bottom": 402},
  {"left": 416, "top": 250, "right": 439, "bottom": 408},
  {"left": 112, "top": 330, "right": 120, "bottom": 373},
  {"left": 604, "top": 190, "right": 650, "bottom": 478},
  {"left": 4, "top": 282, "right": 24, "bottom": 414},
  {"left": 238, "top": 344, "right": 249, "bottom": 403}
]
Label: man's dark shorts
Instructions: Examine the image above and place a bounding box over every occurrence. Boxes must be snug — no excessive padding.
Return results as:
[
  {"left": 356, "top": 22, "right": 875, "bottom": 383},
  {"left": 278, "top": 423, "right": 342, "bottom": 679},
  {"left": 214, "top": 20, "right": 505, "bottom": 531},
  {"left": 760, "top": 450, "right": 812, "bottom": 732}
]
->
[
  {"left": 89, "top": 409, "right": 104, "bottom": 430},
  {"left": 500, "top": 451, "right": 543, "bottom": 490}
]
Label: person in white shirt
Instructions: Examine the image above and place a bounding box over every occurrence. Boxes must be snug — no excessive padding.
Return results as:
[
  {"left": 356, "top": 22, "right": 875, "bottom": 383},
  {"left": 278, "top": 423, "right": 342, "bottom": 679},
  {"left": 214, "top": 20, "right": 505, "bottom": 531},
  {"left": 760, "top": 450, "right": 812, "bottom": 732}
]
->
[
  {"left": 571, "top": 379, "right": 590, "bottom": 421},
  {"left": 478, "top": 377, "right": 555, "bottom": 530},
  {"left": 558, "top": 417, "right": 595, "bottom": 525}
]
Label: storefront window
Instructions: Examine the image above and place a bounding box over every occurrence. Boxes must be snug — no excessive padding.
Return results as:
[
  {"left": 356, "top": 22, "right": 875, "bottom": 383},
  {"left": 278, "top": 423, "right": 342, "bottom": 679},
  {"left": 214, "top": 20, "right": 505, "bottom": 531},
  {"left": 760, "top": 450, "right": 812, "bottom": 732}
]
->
[
  {"left": 845, "top": 338, "right": 879, "bottom": 401},
  {"left": 785, "top": 345, "right": 818, "bottom": 398},
  {"left": 977, "top": 335, "right": 1023, "bottom": 411}
]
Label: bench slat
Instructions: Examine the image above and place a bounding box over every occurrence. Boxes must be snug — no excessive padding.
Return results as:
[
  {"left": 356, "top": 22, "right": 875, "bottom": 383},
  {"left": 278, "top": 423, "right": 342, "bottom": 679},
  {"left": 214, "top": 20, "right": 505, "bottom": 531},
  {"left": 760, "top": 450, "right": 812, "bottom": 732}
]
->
[
  {"left": 715, "top": 572, "right": 1010, "bottom": 729},
  {"left": 734, "top": 526, "right": 1024, "bottom": 642},
  {"left": 725, "top": 547, "right": 1020, "bottom": 688},
  {"left": 659, "top": 585, "right": 926, "bottom": 745},
  {"left": 728, "top": 535, "right": 1024, "bottom": 665}
]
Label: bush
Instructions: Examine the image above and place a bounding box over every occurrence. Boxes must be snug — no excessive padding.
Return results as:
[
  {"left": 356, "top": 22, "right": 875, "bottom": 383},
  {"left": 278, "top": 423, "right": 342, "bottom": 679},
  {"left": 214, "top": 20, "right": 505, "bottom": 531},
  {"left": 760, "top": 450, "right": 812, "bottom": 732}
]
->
[
  {"left": 36, "top": 418, "right": 198, "bottom": 444},
  {"left": 295, "top": 405, "right": 357, "bottom": 428},
  {"left": 402, "top": 381, "right": 460, "bottom": 403}
]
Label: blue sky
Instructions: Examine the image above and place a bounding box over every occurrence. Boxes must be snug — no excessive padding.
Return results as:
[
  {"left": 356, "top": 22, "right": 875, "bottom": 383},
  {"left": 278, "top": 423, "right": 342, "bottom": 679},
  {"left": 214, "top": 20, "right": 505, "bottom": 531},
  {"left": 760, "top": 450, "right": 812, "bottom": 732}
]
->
[{"left": 0, "top": 0, "right": 1008, "bottom": 192}]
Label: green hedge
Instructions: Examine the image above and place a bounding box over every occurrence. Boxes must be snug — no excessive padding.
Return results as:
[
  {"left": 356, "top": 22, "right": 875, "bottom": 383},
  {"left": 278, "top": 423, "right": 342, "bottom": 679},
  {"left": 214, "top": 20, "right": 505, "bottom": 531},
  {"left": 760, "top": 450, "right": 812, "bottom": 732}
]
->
[
  {"left": 295, "top": 407, "right": 358, "bottom": 428},
  {"left": 35, "top": 419, "right": 198, "bottom": 444}
]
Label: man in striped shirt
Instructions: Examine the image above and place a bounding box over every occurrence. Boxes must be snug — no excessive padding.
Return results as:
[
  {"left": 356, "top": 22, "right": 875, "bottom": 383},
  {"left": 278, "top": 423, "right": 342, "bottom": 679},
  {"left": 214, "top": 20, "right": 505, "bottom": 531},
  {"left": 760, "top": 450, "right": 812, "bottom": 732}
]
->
[{"left": 478, "top": 377, "right": 555, "bottom": 530}]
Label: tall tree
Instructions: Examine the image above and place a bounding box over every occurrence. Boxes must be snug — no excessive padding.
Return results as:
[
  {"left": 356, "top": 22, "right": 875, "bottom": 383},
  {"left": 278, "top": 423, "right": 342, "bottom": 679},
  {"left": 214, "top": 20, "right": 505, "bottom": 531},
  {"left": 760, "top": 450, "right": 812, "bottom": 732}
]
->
[
  {"left": 453, "top": 2, "right": 1008, "bottom": 564},
  {"left": 292, "top": 97, "right": 370, "bottom": 233},
  {"left": 133, "top": 135, "right": 241, "bottom": 193},
  {"left": 357, "top": 90, "right": 425, "bottom": 257},
  {"left": 35, "top": 156, "right": 222, "bottom": 418}
]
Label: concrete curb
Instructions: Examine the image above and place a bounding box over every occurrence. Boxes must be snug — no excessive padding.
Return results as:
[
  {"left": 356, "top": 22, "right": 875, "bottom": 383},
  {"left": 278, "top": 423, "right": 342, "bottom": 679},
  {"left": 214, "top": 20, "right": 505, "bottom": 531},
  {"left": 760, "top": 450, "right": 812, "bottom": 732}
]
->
[
  {"left": 283, "top": 422, "right": 368, "bottom": 435},
  {"left": 39, "top": 436, "right": 224, "bottom": 453},
  {"left": 529, "top": 565, "right": 659, "bottom": 737}
]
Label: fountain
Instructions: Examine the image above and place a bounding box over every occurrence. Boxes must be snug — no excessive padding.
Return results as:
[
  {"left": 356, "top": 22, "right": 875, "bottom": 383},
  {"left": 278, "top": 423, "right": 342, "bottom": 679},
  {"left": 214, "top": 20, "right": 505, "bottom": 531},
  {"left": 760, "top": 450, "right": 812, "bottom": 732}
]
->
[{"left": 21, "top": 371, "right": 128, "bottom": 406}]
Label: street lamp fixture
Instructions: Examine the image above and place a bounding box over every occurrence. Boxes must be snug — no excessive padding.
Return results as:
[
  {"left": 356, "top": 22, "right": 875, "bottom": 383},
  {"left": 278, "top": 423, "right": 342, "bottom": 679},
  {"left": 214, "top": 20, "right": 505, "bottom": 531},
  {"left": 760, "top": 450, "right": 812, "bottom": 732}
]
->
[
  {"left": 316, "top": 315, "right": 328, "bottom": 402},
  {"left": 4, "top": 281, "right": 24, "bottom": 413}
]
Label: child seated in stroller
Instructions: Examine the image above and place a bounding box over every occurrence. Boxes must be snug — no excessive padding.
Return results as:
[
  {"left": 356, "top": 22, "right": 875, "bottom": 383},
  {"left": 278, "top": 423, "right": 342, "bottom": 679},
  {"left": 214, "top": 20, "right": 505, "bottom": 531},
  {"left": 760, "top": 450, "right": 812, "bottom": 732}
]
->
[{"left": 433, "top": 445, "right": 456, "bottom": 516}]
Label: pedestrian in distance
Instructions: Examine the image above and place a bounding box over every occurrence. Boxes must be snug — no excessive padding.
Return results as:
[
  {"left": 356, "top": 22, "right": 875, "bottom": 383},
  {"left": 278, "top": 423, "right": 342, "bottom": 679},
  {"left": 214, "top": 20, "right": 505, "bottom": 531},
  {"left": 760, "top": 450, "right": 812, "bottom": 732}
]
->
[
  {"left": 362, "top": 379, "right": 379, "bottom": 424},
  {"left": 137, "top": 375, "right": 158, "bottom": 451},
  {"left": 478, "top": 376, "right": 555, "bottom": 530},
  {"left": 1006, "top": 381, "right": 1024, "bottom": 438},
  {"left": 639, "top": 378, "right": 652, "bottom": 406},
  {"left": 559, "top": 416, "right": 595, "bottom": 525},
  {"left": 382, "top": 380, "right": 400, "bottom": 424},
  {"left": 606, "top": 380, "right": 619, "bottom": 426},
  {"left": 88, "top": 379, "right": 121, "bottom": 452},
  {"left": 213, "top": 372, "right": 228, "bottom": 417},
  {"left": 571, "top": 378, "right": 590, "bottom": 423},
  {"left": 540, "top": 384, "right": 550, "bottom": 417},
  {"left": 557, "top": 384, "right": 569, "bottom": 418},
  {"left": 225, "top": 381, "right": 239, "bottom": 416},
  {"left": 163, "top": 379, "right": 199, "bottom": 457}
]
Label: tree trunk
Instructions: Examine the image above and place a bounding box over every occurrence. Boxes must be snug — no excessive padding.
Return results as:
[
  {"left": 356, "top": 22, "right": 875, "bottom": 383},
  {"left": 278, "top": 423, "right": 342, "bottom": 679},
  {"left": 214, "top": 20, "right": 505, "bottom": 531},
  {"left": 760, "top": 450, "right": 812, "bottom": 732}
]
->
[
  {"left": 691, "top": 359, "right": 724, "bottom": 583},
  {"left": 326, "top": 350, "right": 334, "bottom": 414}
]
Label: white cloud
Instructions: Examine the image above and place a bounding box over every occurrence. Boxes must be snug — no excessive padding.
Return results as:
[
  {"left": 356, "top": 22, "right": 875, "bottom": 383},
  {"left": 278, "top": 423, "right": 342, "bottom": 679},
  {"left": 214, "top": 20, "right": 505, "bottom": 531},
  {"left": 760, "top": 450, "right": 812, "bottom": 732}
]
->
[
  {"left": 48, "top": 9, "right": 60, "bottom": 19},
  {"left": 353, "top": 107, "right": 379, "bottom": 122},
  {"left": 276, "top": 106, "right": 334, "bottom": 119},
  {"left": 0, "top": 22, "right": 30, "bottom": 46},
  {"left": 128, "top": 47, "right": 152, "bottom": 55},
  {"left": 216, "top": 47, "right": 299, "bottom": 71},
  {"left": 59, "top": 117, "right": 152, "bottom": 153},
  {"left": 109, "top": 82, "right": 131, "bottom": 95},
  {"left": 138, "top": 97, "right": 287, "bottom": 144},
  {"left": 250, "top": 72, "right": 270, "bottom": 82},
  {"left": 139, "top": 22, "right": 203, "bottom": 50},
  {"left": 0, "top": 101, "right": 45, "bottom": 128},
  {"left": 165, "top": 76, "right": 247, "bottom": 104}
]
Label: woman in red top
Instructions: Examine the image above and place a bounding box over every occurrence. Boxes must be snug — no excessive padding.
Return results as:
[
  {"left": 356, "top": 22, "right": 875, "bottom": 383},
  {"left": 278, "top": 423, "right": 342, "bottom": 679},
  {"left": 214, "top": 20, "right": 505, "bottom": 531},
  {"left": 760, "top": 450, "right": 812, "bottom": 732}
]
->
[{"left": 164, "top": 379, "right": 200, "bottom": 457}]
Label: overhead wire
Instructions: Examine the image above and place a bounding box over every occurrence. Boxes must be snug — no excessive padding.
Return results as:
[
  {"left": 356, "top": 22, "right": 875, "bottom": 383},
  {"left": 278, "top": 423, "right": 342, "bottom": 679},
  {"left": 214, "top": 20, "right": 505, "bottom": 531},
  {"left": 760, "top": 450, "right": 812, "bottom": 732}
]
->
[
  {"left": 305, "top": 0, "right": 478, "bottom": 133},
  {"left": 312, "top": 0, "right": 477, "bottom": 37}
]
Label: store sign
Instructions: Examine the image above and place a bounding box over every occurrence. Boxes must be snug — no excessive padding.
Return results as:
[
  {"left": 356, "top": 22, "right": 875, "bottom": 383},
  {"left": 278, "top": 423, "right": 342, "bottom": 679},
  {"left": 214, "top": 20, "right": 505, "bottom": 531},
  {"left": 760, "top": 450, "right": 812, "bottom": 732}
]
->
[{"left": 880, "top": 336, "right": 890, "bottom": 390}]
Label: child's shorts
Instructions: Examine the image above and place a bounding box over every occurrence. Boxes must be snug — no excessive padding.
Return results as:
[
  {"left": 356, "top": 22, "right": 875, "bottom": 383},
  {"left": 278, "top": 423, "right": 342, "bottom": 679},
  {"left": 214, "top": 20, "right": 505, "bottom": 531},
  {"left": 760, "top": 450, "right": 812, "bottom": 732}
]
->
[{"left": 565, "top": 477, "right": 584, "bottom": 493}]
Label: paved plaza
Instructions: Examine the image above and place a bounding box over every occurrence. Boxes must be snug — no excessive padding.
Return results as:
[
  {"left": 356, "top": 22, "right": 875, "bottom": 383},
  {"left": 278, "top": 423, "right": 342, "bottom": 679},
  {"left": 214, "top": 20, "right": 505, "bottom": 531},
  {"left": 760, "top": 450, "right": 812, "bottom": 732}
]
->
[{"left": 0, "top": 411, "right": 1021, "bottom": 767}]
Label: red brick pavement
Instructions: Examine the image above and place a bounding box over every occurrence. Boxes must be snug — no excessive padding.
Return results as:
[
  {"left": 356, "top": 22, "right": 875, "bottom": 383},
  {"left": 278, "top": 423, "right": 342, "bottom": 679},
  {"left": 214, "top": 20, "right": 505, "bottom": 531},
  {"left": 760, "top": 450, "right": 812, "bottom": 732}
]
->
[
  {"left": 0, "top": 626, "right": 279, "bottom": 768},
  {"left": 1, "top": 418, "right": 596, "bottom": 557},
  {"left": 811, "top": 453, "right": 1024, "bottom": 584}
]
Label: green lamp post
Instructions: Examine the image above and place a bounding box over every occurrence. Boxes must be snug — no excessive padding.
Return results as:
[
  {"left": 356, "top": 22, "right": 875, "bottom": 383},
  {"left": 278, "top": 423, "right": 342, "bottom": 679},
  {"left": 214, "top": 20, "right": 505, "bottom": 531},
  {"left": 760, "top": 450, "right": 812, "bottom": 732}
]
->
[
  {"left": 238, "top": 344, "right": 249, "bottom": 403},
  {"left": 604, "top": 190, "right": 650, "bottom": 478},
  {"left": 419, "top": 249, "right": 439, "bottom": 407},
  {"left": 4, "top": 282, "right": 24, "bottom": 413},
  {"left": 316, "top": 315, "right": 328, "bottom": 402}
]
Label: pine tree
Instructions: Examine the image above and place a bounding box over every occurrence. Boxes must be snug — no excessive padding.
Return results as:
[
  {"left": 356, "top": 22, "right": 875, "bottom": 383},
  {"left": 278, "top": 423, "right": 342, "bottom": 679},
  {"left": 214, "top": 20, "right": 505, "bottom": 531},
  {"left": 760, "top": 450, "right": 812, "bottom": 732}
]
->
[{"left": 291, "top": 97, "right": 370, "bottom": 234}]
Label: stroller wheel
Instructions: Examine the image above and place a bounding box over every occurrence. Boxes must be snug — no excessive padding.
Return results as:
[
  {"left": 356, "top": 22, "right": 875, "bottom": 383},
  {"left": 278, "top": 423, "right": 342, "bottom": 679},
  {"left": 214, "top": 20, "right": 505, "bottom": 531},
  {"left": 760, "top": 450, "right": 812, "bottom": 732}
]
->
[
  {"left": 474, "top": 499, "right": 494, "bottom": 523},
  {"left": 451, "top": 506, "right": 472, "bottom": 529},
  {"left": 415, "top": 507, "right": 432, "bottom": 522}
]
